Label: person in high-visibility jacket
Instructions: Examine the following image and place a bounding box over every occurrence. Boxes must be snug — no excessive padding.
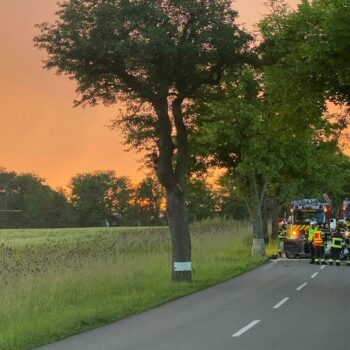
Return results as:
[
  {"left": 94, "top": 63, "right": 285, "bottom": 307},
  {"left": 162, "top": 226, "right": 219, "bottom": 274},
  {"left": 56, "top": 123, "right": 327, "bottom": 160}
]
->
[
  {"left": 278, "top": 219, "right": 288, "bottom": 240},
  {"left": 308, "top": 222, "right": 317, "bottom": 264},
  {"left": 328, "top": 227, "right": 344, "bottom": 266},
  {"left": 313, "top": 225, "right": 326, "bottom": 264}
]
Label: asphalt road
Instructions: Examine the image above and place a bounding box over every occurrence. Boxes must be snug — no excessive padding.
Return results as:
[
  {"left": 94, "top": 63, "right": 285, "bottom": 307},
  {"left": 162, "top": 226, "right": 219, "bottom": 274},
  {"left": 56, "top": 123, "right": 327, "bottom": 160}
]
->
[{"left": 36, "top": 259, "right": 349, "bottom": 350}]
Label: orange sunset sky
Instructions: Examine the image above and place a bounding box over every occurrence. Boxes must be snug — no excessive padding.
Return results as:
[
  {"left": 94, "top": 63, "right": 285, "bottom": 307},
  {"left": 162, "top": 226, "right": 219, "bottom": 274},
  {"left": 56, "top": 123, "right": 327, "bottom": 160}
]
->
[{"left": 0, "top": 0, "right": 300, "bottom": 189}]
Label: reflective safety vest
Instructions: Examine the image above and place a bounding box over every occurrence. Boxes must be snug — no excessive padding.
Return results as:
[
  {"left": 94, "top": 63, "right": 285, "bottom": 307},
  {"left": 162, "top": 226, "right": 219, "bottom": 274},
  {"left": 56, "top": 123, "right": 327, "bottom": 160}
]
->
[
  {"left": 331, "top": 237, "right": 343, "bottom": 249},
  {"left": 278, "top": 229, "right": 287, "bottom": 239},
  {"left": 308, "top": 228, "right": 317, "bottom": 243},
  {"left": 313, "top": 231, "right": 324, "bottom": 247}
]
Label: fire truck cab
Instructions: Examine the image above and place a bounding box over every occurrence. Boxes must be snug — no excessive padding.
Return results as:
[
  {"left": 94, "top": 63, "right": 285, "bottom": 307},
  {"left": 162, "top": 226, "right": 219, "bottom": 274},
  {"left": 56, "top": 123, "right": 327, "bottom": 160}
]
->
[
  {"left": 281, "top": 199, "right": 332, "bottom": 259},
  {"left": 289, "top": 199, "right": 331, "bottom": 238}
]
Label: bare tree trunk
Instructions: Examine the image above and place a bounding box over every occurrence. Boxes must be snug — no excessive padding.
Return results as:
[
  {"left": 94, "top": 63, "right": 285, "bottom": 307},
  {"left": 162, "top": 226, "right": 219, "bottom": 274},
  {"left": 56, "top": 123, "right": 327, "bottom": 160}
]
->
[
  {"left": 249, "top": 174, "right": 267, "bottom": 256},
  {"left": 270, "top": 197, "right": 280, "bottom": 240},
  {"left": 262, "top": 195, "right": 269, "bottom": 244},
  {"left": 155, "top": 97, "right": 192, "bottom": 281},
  {"left": 251, "top": 195, "right": 265, "bottom": 256},
  {"left": 167, "top": 188, "right": 192, "bottom": 281}
]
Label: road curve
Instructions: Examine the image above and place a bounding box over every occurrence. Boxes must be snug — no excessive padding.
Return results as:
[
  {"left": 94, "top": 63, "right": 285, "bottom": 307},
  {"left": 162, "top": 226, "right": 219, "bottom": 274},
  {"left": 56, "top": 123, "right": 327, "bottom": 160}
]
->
[{"left": 36, "top": 259, "right": 349, "bottom": 350}]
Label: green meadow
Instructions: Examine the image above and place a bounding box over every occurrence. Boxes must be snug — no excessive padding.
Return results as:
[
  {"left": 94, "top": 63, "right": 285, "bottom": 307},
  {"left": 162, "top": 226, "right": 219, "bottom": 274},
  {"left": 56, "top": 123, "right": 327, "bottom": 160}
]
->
[{"left": 0, "top": 220, "right": 273, "bottom": 350}]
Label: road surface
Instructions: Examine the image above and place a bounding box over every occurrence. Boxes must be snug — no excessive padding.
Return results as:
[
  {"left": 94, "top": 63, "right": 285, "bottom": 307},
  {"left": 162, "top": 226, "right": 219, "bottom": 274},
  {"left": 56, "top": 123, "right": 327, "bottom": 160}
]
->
[{"left": 36, "top": 259, "right": 349, "bottom": 350}]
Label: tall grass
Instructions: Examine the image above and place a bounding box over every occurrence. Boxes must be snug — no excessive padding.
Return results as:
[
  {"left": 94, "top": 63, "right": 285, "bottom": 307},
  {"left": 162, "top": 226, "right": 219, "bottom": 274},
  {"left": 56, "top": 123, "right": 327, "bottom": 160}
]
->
[{"left": 0, "top": 220, "right": 267, "bottom": 350}]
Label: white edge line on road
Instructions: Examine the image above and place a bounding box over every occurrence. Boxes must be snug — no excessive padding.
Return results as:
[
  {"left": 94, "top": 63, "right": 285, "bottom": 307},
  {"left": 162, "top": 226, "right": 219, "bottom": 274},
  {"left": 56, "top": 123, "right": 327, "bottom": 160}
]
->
[
  {"left": 232, "top": 320, "right": 261, "bottom": 337},
  {"left": 320, "top": 265, "right": 326, "bottom": 269},
  {"left": 296, "top": 282, "right": 308, "bottom": 291},
  {"left": 273, "top": 297, "right": 290, "bottom": 309},
  {"left": 311, "top": 272, "right": 319, "bottom": 278}
]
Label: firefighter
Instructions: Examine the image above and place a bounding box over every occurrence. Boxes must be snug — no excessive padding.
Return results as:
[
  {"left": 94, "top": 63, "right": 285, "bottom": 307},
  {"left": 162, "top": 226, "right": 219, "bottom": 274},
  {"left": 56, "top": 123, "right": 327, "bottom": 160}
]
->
[
  {"left": 313, "top": 224, "right": 326, "bottom": 264},
  {"left": 308, "top": 222, "right": 317, "bottom": 264},
  {"left": 278, "top": 220, "right": 288, "bottom": 240},
  {"left": 328, "top": 226, "right": 344, "bottom": 266}
]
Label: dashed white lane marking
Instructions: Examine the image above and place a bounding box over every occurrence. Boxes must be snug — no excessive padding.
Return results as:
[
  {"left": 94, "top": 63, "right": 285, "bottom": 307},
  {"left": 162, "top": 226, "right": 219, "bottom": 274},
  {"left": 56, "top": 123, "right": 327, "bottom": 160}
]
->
[
  {"left": 296, "top": 282, "right": 308, "bottom": 291},
  {"left": 232, "top": 320, "right": 261, "bottom": 337},
  {"left": 273, "top": 297, "right": 290, "bottom": 309},
  {"left": 311, "top": 272, "right": 319, "bottom": 278},
  {"left": 320, "top": 265, "right": 326, "bottom": 269}
]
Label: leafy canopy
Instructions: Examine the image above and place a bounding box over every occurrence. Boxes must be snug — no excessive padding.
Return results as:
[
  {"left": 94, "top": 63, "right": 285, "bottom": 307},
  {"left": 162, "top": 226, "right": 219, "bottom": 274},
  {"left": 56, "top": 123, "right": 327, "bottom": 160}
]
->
[
  {"left": 260, "top": 0, "right": 350, "bottom": 106},
  {"left": 35, "top": 0, "right": 251, "bottom": 105}
]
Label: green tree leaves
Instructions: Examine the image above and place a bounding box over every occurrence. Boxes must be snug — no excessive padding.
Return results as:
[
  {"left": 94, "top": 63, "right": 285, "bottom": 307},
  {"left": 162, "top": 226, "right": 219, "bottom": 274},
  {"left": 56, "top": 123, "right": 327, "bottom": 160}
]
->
[{"left": 70, "top": 171, "right": 133, "bottom": 227}]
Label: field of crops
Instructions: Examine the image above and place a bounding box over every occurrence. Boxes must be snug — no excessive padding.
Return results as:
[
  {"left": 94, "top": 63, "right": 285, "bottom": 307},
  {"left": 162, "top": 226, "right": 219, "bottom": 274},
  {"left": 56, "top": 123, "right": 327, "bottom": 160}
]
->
[{"left": 0, "top": 220, "right": 269, "bottom": 350}]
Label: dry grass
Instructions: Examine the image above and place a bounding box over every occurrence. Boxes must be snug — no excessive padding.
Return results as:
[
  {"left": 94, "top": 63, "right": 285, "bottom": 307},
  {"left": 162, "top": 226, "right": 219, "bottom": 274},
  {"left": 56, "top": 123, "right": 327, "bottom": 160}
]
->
[{"left": 0, "top": 220, "right": 267, "bottom": 350}]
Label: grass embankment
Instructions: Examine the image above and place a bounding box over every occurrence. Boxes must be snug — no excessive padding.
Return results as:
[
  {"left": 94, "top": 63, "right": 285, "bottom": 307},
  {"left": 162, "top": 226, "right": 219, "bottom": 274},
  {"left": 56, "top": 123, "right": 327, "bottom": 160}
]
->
[{"left": 0, "top": 220, "right": 275, "bottom": 350}]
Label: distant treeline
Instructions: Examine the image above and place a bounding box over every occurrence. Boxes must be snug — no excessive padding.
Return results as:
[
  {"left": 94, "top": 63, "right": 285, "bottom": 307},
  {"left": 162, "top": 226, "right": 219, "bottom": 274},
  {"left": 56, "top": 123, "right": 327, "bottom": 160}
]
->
[{"left": 0, "top": 168, "right": 248, "bottom": 229}]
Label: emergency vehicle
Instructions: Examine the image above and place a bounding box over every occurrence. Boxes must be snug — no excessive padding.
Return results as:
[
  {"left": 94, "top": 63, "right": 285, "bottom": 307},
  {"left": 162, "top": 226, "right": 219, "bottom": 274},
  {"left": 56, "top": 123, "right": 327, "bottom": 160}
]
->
[{"left": 281, "top": 199, "right": 332, "bottom": 259}]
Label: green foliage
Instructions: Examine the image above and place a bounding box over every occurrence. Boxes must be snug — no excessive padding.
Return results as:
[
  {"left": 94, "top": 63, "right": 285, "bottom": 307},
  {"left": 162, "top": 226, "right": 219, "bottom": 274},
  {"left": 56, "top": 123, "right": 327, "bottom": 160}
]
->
[
  {"left": 34, "top": 0, "right": 252, "bottom": 201},
  {"left": 215, "top": 174, "right": 250, "bottom": 220},
  {"left": 260, "top": 0, "right": 350, "bottom": 105},
  {"left": 34, "top": 0, "right": 251, "bottom": 106},
  {"left": 258, "top": 0, "right": 350, "bottom": 216},
  {"left": 3, "top": 167, "right": 253, "bottom": 228},
  {"left": 70, "top": 170, "right": 133, "bottom": 227},
  {"left": 191, "top": 68, "right": 283, "bottom": 209},
  {"left": 0, "top": 169, "right": 76, "bottom": 228},
  {"left": 133, "top": 176, "right": 165, "bottom": 226},
  {"left": 185, "top": 178, "right": 216, "bottom": 222}
]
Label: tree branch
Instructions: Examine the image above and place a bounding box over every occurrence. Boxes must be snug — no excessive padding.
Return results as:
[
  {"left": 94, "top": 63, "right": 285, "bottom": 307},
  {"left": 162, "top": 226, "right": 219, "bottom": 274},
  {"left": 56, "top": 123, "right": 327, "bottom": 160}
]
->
[
  {"left": 154, "top": 101, "right": 177, "bottom": 192},
  {"left": 172, "top": 97, "right": 189, "bottom": 186}
]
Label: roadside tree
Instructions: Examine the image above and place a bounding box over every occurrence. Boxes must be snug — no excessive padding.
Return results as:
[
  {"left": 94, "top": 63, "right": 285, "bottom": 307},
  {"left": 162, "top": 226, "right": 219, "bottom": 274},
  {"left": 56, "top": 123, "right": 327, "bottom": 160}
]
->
[
  {"left": 70, "top": 171, "right": 133, "bottom": 227},
  {"left": 191, "top": 66, "right": 344, "bottom": 254},
  {"left": 35, "top": 0, "right": 252, "bottom": 280}
]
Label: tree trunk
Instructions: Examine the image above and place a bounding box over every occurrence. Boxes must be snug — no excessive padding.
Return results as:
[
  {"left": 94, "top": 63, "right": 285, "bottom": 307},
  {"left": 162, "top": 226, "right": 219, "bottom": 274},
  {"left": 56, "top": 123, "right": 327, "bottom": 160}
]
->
[
  {"left": 154, "top": 98, "right": 192, "bottom": 282},
  {"left": 167, "top": 188, "right": 192, "bottom": 281},
  {"left": 262, "top": 195, "right": 269, "bottom": 244},
  {"left": 249, "top": 174, "right": 267, "bottom": 256},
  {"left": 270, "top": 197, "right": 281, "bottom": 240},
  {"left": 251, "top": 195, "right": 265, "bottom": 256}
]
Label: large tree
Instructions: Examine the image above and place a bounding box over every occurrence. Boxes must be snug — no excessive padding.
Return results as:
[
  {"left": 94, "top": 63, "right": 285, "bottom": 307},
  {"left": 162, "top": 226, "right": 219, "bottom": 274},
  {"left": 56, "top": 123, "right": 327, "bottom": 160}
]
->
[
  {"left": 35, "top": 0, "right": 251, "bottom": 280},
  {"left": 191, "top": 69, "right": 282, "bottom": 254},
  {"left": 70, "top": 171, "right": 132, "bottom": 227},
  {"left": 258, "top": 0, "right": 350, "bottom": 235},
  {"left": 190, "top": 65, "right": 346, "bottom": 254}
]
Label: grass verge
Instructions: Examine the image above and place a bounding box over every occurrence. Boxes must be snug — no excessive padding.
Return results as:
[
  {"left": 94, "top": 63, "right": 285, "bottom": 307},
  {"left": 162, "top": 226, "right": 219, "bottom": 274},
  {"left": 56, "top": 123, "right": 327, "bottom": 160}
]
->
[{"left": 0, "top": 220, "right": 268, "bottom": 350}]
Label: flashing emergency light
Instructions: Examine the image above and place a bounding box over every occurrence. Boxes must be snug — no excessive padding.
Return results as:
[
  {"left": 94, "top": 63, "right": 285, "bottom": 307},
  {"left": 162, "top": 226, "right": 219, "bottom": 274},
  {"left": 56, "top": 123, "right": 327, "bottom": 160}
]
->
[{"left": 291, "top": 230, "right": 299, "bottom": 239}]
